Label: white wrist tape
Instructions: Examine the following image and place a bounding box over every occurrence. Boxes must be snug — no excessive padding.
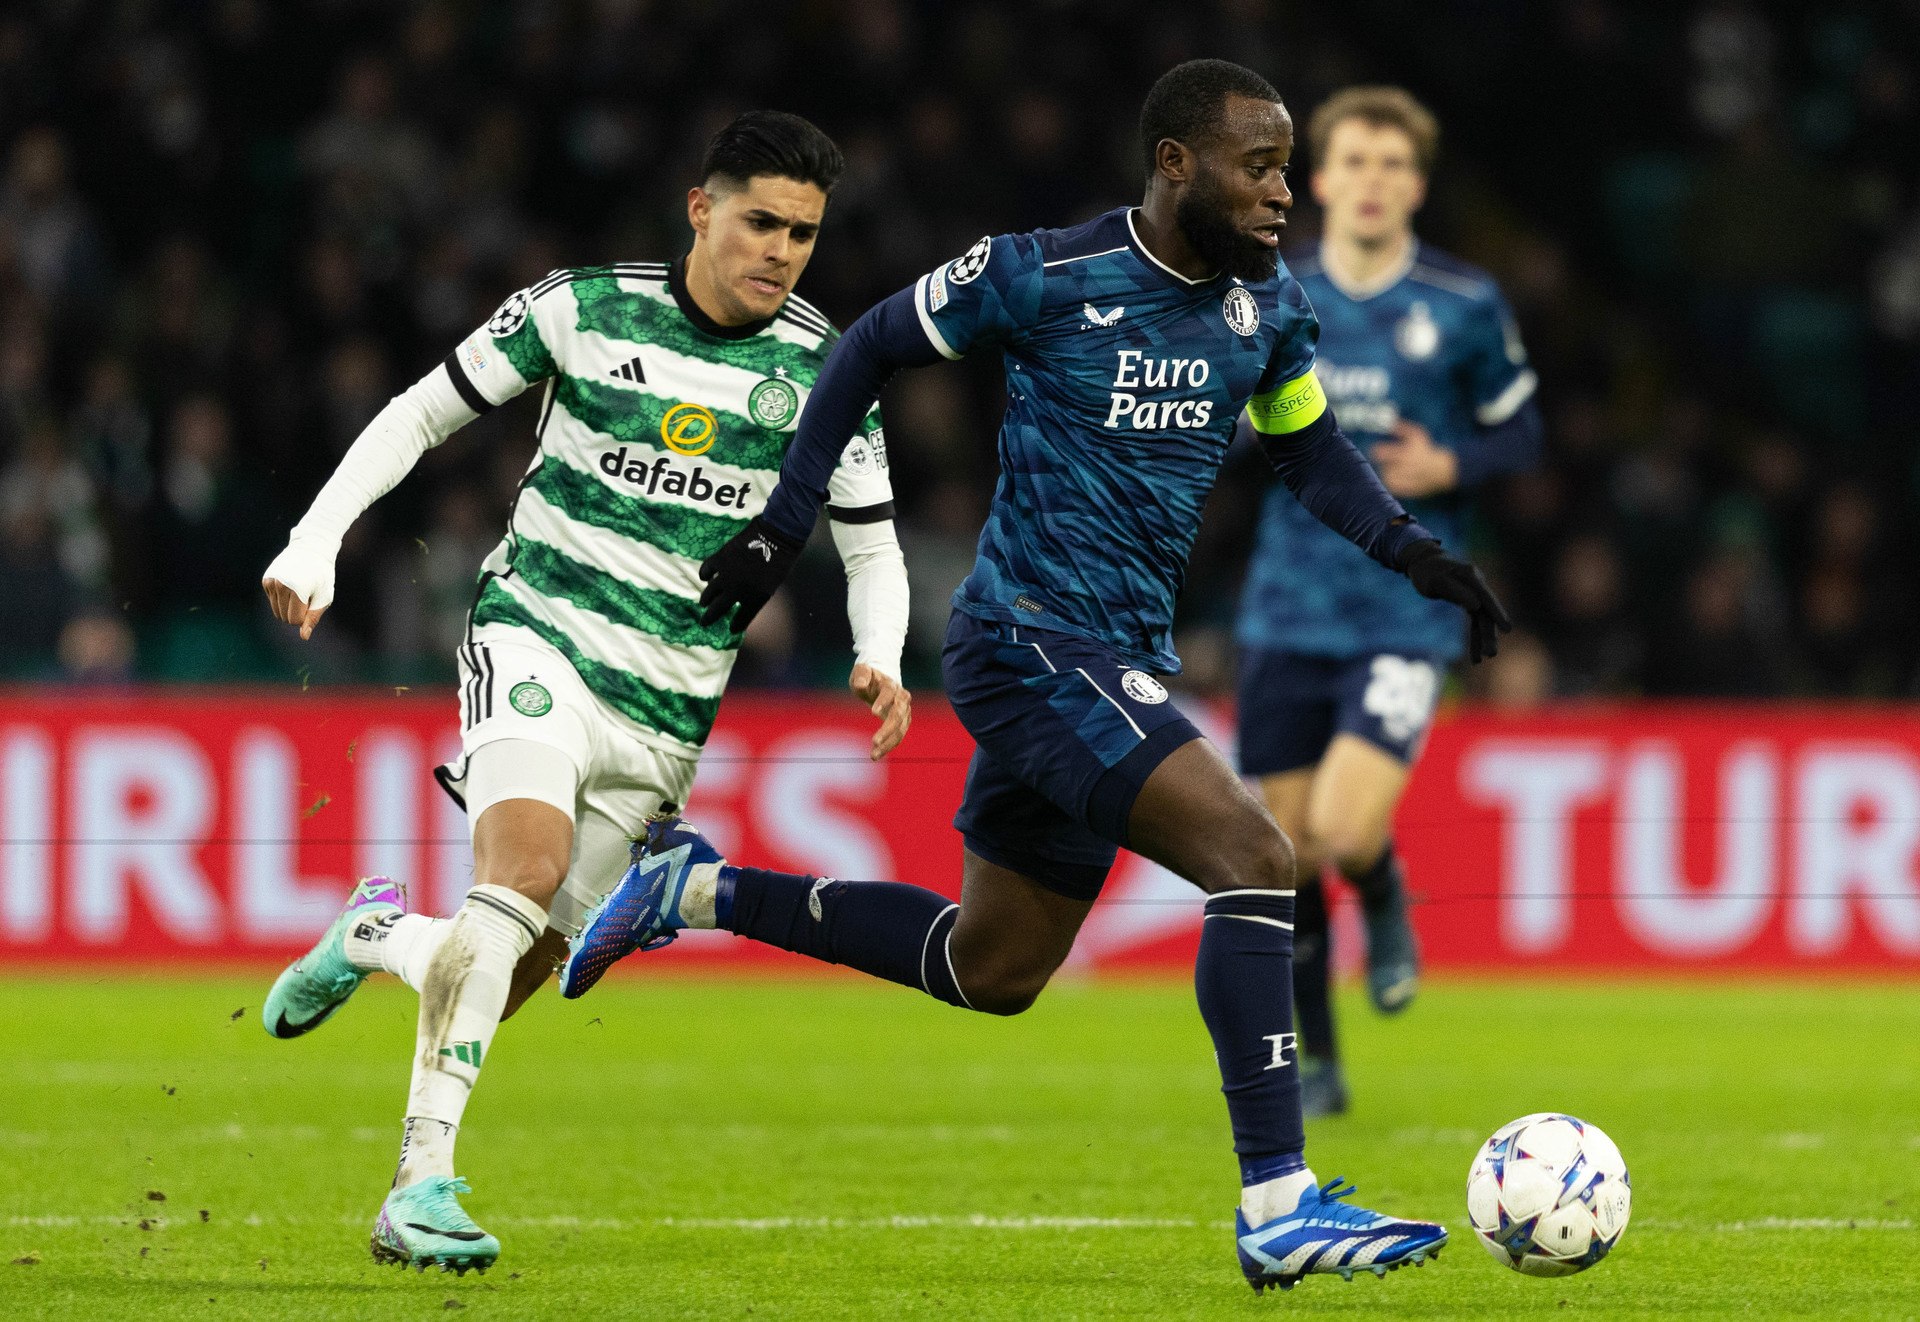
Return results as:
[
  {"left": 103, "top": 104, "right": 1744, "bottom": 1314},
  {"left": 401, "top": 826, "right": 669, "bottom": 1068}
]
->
[
  {"left": 261, "top": 537, "right": 339, "bottom": 613},
  {"left": 831, "top": 517, "right": 909, "bottom": 683}
]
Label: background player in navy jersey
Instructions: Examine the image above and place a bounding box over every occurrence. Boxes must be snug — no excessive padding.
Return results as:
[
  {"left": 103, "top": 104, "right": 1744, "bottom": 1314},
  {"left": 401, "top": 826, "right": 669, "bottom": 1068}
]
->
[
  {"left": 565, "top": 61, "right": 1508, "bottom": 1292},
  {"left": 1234, "top": 88, "right": 1544, "bottom": 1118}
]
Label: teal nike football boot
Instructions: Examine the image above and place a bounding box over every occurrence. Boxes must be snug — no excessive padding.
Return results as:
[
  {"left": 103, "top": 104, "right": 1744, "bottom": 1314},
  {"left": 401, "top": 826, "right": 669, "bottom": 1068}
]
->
[
  {"left": 370, "top": 1176, "right": 499, "bottom": 1274},
  {"left": 261, "top": 877, "right": 402, "bottom": 1039}
]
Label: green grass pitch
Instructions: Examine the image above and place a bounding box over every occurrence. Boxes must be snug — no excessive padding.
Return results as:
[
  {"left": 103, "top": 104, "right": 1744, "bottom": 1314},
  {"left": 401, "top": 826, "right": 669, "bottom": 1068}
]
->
[{"left": 2, "top": 972, "right": 1915, "bottom": 1319}]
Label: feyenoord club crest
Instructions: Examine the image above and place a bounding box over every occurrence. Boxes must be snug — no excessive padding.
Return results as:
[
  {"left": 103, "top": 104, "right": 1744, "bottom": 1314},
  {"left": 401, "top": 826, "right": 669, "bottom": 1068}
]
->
[
  {"left": 1121, "top": 670, "right": 1169, "bottom": 704},
  {"left": 747, "top": 375, "right": 800, "bottom": 429},
  {"left": 1395, "top": 300, "right": 1441, "bottom": 360},
  {"left": 1222, "top": 286, "right": 1260, "bottom": 337}
]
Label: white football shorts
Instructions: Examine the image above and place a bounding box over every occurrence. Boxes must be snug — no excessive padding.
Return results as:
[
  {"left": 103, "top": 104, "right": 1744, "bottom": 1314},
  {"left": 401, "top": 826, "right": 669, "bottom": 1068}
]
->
[{"left": 435, "top": 629, "right": 699, "bottom": 935}]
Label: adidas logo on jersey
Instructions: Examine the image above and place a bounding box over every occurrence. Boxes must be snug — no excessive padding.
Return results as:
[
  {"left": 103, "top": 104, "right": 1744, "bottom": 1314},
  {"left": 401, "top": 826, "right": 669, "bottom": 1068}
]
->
[
  {"left": 610, "top": 356, "right": 646, "bottom": 383},
  {"left": 600, "top": 446, "right": 754, "bottom": 509}
]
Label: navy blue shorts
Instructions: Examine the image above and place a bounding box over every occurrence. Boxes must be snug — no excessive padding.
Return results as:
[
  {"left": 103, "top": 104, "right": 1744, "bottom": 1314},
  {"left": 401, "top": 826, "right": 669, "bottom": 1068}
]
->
[
  {"left": 1236, "top": 648, "right": 1445, "bottom": 777},
  {"left": 943, "top": 611, "right": 1202, "bottom": 902}
]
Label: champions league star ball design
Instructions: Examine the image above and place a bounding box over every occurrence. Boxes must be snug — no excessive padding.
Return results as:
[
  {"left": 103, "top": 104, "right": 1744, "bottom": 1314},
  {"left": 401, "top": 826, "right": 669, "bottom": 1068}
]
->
[
  {"left": 1467, "top": 1113, "right": 1632, "bottom": 1277},
  {"left": 487, "top": 289, "right": 531, "bottom": 337},
  {"left": 947, "top": 236, "right": 992, "bottom": 285}
]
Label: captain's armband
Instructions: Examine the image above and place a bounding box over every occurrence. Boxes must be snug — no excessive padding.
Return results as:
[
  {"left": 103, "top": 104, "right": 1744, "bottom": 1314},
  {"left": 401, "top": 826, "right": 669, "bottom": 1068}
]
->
[{"left": 1246, "top": 370, "right": 1327, "bottom": 436}]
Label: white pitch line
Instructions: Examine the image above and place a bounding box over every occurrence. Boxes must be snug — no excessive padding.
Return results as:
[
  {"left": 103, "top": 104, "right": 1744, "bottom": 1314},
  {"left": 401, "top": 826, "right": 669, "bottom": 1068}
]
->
[
  {"left": 8, "top": 1213, "right": 1914, "bottom": 1233},
  {"left": 1, "top": 1213, "right": 1193, "bottom": 1232},
  {"left": 1704, "top": 1220, "right": 1912, "bottom": 1227},
  {"left": 544, "top": 1215, "right": 1200, "bottom": 1231}
]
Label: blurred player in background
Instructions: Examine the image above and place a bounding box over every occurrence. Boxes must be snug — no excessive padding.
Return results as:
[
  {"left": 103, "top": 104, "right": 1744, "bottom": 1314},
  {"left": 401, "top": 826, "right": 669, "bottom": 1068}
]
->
[
  {"left": 1234, "top": 88, "right": 1543, "bottom": 1115},
  {"left": 254, "top": 111, "right": 911, "bottom": 1272},
  {"left": 566, "top": 60, "right": 1511, "bottom": 1293}
]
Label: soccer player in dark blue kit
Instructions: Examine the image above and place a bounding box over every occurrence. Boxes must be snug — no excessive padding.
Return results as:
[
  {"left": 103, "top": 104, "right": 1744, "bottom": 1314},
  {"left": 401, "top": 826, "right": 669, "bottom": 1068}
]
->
[
  {"left": 1235, "top": 88, "right": 1543, "bottom": 1118},
  {"left": 563, "top": 62, "right": 1508, "bottom": 1292}
]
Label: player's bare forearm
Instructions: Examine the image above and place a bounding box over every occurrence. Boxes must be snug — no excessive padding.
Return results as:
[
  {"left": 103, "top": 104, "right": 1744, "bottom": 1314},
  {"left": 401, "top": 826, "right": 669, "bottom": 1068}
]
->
[{"left": 850, "top": 662, "right": 912, "bottom": 761}]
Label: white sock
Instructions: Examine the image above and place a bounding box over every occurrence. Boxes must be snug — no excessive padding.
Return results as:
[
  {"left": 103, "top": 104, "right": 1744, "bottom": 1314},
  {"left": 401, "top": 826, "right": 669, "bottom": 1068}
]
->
[
  {"left": 394, "top": 883, "right": 545, "bottom": 1188},
  {"left": 1241, "top": 1168, "right": 1318, "bottom": 1225},
  {"left": 394, "top": 1117, "right": 457, "bottom": 1190},
  {"left": 675, "top": 863, "right": 725, "bottom": 930},
  {"left": 342, "top": 912, "right": 452, "bottom": 991},
  {"left": 381, "top": 914, "right": 453, "bottom": 991},
  {"left": 341, "top": 908, "right": 398, "bottom": 974}
]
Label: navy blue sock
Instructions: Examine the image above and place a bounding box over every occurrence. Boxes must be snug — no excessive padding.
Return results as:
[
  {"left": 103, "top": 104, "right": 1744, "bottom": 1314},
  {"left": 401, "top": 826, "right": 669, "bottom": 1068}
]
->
[
  {"left": 1346, "top": 841, "right": 1402, "bottom": 911},
  {"left": 1291, "top": 881, "right": 1337, "bottom": 1062},
  {"left": 719, "top": 868, "right": 971, "bottom": 1009},
  {"left": 1195, "top": 888, "right": 1306, "bottom": 1186}
]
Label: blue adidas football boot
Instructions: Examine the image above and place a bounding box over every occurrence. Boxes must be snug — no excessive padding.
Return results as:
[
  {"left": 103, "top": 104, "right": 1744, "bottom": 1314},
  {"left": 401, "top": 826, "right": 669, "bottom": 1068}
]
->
[
  {"left": 559, "top": 804, "right": 725, "bottom": 998},
  {"left": 1235, "top": 1178, "right": 1446, "bottom": 1292}
]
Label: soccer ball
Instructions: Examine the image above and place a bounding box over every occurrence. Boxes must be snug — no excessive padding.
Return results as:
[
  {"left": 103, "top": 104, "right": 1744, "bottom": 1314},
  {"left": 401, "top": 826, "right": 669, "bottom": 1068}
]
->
[{"left": 1466, "top": 1113, "right": 1631, "bottom": 1276}]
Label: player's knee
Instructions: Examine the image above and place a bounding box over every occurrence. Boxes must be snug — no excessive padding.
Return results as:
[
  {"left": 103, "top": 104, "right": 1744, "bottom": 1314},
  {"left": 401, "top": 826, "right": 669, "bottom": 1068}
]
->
[
  {"left": 964, "top": 969, "right": 1048, "bottom": 1017},
  {"left": 1305, "top": 820, "right": 1385, "bottom": 880},
  {"left": 952, "top": 951, "right": 1056, "bottom": 1017},
  {"left": 1195, "top": 811, "right": 1296, "bottom": 894},
  {"left": 475, "top": 851, "right": 567, "bottom": 908}
]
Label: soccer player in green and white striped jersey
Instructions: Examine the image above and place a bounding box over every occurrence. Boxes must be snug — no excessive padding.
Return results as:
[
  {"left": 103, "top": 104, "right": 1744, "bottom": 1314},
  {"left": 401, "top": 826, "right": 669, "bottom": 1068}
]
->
[{"left": 255, "top": 113, "right": 909, "bottom": 1272}]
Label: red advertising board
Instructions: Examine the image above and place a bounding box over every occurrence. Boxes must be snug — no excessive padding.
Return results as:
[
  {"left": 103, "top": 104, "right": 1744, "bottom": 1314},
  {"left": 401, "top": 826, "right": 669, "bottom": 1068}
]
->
[{"left": 2, "top": 690, "right": 1918, "bottom": 972}]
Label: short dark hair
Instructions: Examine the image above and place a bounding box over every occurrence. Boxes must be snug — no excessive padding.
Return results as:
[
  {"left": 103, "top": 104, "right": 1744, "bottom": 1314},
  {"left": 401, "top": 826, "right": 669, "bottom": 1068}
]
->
[
  {"left": 1309, "top": 86, "right": 1440, "bottom": 175},
  {"left": 1139, "top": 59, "right": 1284, "bottom": 175},
  {"left": 700, "top": 110, "right": 844, "bottom": 195}
]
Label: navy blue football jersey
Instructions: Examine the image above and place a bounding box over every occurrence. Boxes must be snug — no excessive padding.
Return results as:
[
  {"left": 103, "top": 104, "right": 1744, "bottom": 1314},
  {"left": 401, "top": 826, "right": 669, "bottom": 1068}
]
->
[
  {"left": 917, "top": 207, "right": 1326, "bottom": 673},
  {"left": 1236, "top": 244, "right": 1536, "bottom": 661}
]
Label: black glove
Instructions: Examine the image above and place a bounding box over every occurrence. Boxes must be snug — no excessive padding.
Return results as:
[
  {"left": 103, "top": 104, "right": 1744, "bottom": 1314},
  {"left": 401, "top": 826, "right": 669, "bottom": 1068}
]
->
[
  {"left": 697, "top": 516, "right": 804, "bottom": 630},
  {"left": 1400, "top": 539, "right": 1512, "bottom": 663}
]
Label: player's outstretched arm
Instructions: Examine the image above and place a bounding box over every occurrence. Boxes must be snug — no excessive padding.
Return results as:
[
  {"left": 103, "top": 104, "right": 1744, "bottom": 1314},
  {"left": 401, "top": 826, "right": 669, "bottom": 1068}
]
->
[
  {"left": 832, "top": 515, "right": 911, "bottom": 760},
  {"left": 698, "top": 286, "right": 943, "bottom": 629},
  {"left": 262, "top": 365, "right": 483, "bottom": 640},
  {"left": 1243, "top": 407, "right": 1511, "bottom": 661},
  {"left": 265, "top": 280, "right": 558, "bottom": 640}
]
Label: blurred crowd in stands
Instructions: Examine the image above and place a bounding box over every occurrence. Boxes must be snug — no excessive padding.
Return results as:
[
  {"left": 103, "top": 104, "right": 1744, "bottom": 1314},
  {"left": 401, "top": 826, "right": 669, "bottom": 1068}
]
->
[{"left": 1, "top": 0, "right": 1915, "bottom": 702}]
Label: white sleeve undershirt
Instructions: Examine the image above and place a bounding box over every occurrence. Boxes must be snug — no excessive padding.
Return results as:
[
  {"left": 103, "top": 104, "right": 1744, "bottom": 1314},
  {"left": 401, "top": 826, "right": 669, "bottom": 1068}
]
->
[
  {"left": 830, "top": 517, "right": 909, "bottom": 683},
  {"left": 291, "top": 365, "right": 478, "bottom": 548}
]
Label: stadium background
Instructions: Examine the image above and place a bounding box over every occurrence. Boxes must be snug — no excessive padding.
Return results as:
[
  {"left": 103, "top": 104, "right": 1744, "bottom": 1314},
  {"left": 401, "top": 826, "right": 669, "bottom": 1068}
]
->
[
  {"left": 0, "top": 0, "right": 1917, "bottom": 973},
  {"left": 3, "top": 6, "right": 1919, "bottom": 1319}
]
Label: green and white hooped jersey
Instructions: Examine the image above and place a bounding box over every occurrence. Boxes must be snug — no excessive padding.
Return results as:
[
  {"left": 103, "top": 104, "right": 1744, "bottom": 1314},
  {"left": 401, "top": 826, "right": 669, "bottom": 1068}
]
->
[{"left": 444, "top": 260, "right": 893, "bottom": 754}]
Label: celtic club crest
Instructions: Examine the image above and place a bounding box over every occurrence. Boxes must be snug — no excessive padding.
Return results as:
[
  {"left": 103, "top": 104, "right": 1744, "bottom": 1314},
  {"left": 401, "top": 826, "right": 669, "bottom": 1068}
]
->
[
  {"left": 508, "top": 681, "right": 552, "bottom": 717},
  {"left": 747, "top": 376, "right": 800, "bottom": 429}
]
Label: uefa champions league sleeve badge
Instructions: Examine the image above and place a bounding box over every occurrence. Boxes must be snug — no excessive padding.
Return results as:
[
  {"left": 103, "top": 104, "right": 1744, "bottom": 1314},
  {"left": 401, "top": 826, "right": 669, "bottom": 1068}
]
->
[{"left": 487, "top": 289, "right": 532, "bottom": 338}]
